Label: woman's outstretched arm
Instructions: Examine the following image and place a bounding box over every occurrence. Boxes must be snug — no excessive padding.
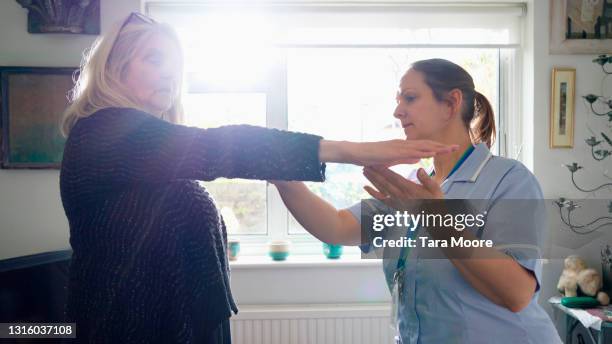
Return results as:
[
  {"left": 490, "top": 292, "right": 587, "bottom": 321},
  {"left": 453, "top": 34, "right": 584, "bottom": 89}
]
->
[
  {"left": 60, "top": 107, "right": 456, "bottom": 211},
  {"left": 63, "top": 107, "right": 456, "bottom": 184},
  {"left": 61, "top": 108, "right": 326, "bottom": 186},
  {"left": 319, "top": 139, "right": 457, "bottom": 167},
  {"left": 272, "top": 181, "right": 362, "bottom": 246}
]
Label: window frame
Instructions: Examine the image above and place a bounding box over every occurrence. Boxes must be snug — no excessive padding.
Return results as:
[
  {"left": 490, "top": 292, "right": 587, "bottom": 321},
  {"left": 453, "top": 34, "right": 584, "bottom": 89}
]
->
[{"left": 147, "top": 4, "right": 524, "bottom": 257}]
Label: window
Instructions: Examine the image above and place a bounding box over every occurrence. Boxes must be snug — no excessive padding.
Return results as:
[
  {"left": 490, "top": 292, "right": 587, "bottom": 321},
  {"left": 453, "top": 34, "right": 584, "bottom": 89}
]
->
[
  {"left": 286, "top": 47, "right": 501, "bottom": 237},
  {"left": 147, "top": 2, "right": 524, "bottom": 255}
]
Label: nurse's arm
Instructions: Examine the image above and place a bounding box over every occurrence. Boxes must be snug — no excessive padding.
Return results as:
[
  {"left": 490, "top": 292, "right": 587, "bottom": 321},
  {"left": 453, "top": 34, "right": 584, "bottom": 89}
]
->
[
  {"left": 271, "top": 181, "right": 362, "bottom": 246},
  {"left": 446, "top": 246, "right": 538, "bottom": 313},
  {"left": 422, "top": 206, "right": 538, "bottom": 313},
  {"left": 364, "top": 166, "right": 538, "bottom": 313}
]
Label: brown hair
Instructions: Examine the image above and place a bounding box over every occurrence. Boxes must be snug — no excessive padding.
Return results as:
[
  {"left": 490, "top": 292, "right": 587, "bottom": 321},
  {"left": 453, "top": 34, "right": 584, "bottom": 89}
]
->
[{"left": 410, "top": 58, "right": 496, "bottom": 148}]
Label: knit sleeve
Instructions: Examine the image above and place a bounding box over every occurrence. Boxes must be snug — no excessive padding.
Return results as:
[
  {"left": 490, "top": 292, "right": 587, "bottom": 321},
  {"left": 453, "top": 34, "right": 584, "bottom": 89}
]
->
[{"left": 62, "top": 107, "right": 326, "bottom": 187}]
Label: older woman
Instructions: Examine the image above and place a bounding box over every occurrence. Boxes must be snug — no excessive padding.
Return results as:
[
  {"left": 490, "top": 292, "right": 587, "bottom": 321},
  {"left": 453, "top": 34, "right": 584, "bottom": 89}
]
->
[{"left": 59, "top": 13, "right": 455, "bottom": 343}]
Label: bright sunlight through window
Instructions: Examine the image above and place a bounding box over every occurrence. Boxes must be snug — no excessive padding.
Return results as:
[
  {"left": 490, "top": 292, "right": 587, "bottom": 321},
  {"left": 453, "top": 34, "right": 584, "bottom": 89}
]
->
[{"left": 148, "top": 3, "right": 522, "bottom": 254}]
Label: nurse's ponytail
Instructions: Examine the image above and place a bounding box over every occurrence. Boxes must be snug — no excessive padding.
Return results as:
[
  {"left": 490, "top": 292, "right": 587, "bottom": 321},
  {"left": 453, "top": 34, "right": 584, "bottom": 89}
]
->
[
  {"left": 473, "top": 91, "right": 496, "bottom": 149},
  {"left": 410, "top": 59, "right": 496, "bottom": 148}
]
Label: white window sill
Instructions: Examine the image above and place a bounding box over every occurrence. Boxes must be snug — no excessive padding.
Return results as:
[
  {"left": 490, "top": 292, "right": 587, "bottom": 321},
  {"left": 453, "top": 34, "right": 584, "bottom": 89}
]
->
[
  {"left": 228, "top": 254, "right": 390, "bottom": 304},
  {"left": 229, "top": 254, "right": 381, "bottom": 269}
]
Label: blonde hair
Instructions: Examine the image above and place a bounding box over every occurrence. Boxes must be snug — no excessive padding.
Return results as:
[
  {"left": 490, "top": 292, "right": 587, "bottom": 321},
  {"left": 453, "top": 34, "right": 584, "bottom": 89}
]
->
[{"left": 61, "top": 15, "right": 184, "bottom": 137}]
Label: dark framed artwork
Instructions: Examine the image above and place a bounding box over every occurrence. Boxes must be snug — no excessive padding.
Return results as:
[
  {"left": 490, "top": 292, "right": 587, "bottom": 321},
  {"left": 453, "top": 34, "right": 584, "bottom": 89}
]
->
[
  {"left": 16, "top": 0, "right": 100, "bottom": 35},
  {"left": 0, "top": 67, "right": 76, "bottom": 169},
  {"left": 550, "top": 0, "right": 612, "bottom": 54}
]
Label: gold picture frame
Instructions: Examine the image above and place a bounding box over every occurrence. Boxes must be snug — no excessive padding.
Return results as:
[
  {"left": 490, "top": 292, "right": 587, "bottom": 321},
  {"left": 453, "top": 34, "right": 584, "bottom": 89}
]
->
[{"left": 550, "top": 68, "right": 576, "bottom": 148}]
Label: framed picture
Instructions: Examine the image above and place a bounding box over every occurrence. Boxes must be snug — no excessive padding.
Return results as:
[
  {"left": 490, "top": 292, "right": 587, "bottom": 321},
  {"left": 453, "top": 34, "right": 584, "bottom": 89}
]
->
[
  {"left": 16, "top": 0, "right": 100, "bottom": 34},
  {"left": 550, "top": 68, "right": 576, "bottom": 148},
  {"left": 550, "top": 0, "right": 612, "bottom": 54},
  {"left": 1, "top": 67, "right": 76, "bottom": 168}
]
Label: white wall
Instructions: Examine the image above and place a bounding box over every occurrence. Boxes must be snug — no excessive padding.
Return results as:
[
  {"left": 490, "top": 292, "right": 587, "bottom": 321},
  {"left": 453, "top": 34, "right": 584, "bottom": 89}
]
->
[
  {"left": 532, "top": 2, "right": 610, "bottom": 201},
  {"left": 528, "top": 0, "right": 612, "bottom": 318},
  {"left": 0, "top": 0, "right": 140, "bottom": 261}
]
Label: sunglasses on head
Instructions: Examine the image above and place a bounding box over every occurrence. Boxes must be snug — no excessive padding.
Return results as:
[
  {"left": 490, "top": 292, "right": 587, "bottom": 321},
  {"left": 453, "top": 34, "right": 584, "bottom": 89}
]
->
[
  {"left": 118, "top": 12, "right": 156, "bottom": 32},
  {"left": 110, "top": 12, "right": 156, "bottom": 53}
]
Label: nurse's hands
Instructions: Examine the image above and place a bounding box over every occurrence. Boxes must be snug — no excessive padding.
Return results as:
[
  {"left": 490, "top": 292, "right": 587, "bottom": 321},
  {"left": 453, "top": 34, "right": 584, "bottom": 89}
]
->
[
  {"left": 319, "top": 140, "right": 459, "bottom": 167},
  {"left": 362, "top": 166, "right": 444, "bottom": 211}
]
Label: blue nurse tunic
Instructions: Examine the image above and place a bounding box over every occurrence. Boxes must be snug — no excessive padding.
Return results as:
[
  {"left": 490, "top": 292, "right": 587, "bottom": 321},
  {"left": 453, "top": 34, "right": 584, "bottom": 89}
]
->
[{"left": 348, "top": 143, "right": 561, "bottom": 344}]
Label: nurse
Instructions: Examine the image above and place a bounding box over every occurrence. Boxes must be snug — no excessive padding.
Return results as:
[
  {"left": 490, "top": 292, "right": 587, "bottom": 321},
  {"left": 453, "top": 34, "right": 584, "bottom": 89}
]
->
[{"left": 271, "top": 59, "right": 561, "bottom": 343}]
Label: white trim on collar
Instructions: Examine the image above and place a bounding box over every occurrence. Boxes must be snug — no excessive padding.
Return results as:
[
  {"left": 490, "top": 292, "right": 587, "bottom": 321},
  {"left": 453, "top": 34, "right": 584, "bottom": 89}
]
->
[
  {"left": 439, "top": 143, "right": 493, "bottom": 187},
  {"left": 469, "top": 151, "right": 493, "bottom": 182}
]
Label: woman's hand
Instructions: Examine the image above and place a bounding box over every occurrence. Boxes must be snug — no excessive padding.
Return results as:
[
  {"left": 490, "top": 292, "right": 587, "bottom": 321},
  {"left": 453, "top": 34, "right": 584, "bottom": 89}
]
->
[
  {"left": 319, "top": 139, "right": 458, "bottom": 167},
  {"left": 362, "top": 166, "right": 444, "bottom": 210}
]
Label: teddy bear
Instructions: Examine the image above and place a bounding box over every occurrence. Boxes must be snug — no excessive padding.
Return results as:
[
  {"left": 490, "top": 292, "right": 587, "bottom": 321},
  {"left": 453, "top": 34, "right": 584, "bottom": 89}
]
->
[{"left": 557, "top": 255, "right": 610, "bottom": 306}]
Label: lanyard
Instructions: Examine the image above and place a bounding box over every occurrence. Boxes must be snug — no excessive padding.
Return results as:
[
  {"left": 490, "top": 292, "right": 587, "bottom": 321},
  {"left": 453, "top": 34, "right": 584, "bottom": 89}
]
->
[
  {"left": 395, "top": 144, "right": 475, "bottom": 272},
  {"left": 429, "top": 144, "right": 475, "bottom": 178},
  {"left": 390, "top": 145, "right": 476, "bottom": 339}
]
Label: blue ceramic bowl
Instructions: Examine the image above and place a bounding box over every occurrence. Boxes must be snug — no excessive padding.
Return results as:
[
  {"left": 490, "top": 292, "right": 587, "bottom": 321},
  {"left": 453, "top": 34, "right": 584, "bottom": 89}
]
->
[
  {"left": 269, "top": 251, "right": 289, "bottom": 261},
  {"left": 323, "top": 243, "right": 343, "bottom": 259},
  {"left": 228, "top": 241, "right": 240, "bottom": 260}
]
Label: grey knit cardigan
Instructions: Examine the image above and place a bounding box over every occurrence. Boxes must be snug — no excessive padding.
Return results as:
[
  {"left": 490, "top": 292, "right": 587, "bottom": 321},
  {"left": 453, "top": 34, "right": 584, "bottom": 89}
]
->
[{"left": 59, "top": 107, "right": 326, "bottom": 343}]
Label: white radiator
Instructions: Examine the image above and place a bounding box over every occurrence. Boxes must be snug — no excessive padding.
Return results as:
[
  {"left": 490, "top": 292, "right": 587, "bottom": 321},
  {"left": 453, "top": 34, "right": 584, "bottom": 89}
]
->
[{"left": 230, "top": 303, "right": 394, "bottom": 344}]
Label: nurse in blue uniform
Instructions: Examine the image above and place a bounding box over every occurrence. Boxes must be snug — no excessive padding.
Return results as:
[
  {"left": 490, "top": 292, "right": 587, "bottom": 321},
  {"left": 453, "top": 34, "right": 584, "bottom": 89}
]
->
[{"left": 271, "top": 58, "right": 561, "bottom": 343}]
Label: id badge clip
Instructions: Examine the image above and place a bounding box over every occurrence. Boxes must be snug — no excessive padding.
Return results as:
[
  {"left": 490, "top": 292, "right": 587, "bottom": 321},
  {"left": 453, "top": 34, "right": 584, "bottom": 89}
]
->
[{"left": 390, "top": 269, "right": 403, "bottom": 334}]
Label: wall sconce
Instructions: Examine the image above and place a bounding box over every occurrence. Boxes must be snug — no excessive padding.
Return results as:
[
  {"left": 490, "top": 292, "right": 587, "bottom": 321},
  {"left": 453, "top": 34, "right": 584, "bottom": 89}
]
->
[{"left": 555, "top": 197, "right": 612, "bottom": 235}]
